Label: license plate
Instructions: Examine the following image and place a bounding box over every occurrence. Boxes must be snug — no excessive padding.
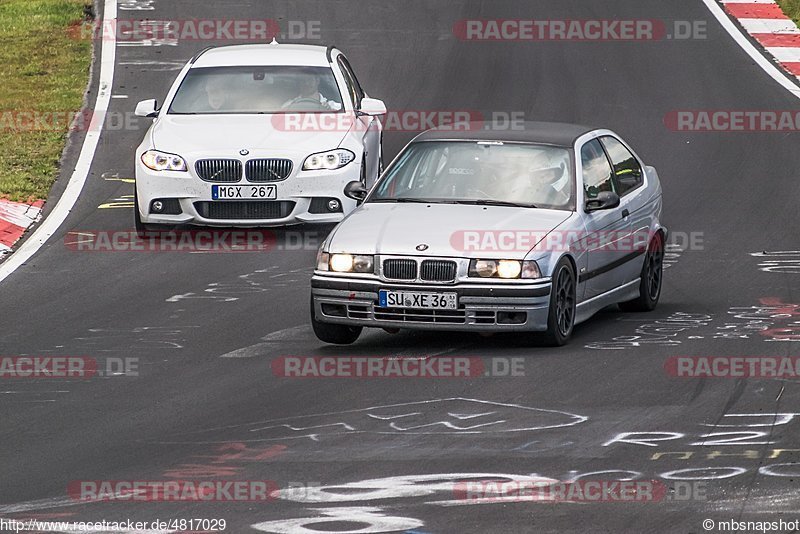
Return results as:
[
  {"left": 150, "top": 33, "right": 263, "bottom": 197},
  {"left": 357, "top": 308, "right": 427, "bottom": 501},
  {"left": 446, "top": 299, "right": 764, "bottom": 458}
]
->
[
  {"left": 212, "top": 184, "right": 277, "bottom": 200},
  {"left": 379, "top": 290, "right": 457, "bottom": 310}
]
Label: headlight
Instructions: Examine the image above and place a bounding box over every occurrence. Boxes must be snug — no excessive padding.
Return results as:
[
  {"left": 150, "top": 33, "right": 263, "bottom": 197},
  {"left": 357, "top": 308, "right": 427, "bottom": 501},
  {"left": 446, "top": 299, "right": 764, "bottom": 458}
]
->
[
  {"left": 141, "top": 150, "right": 187, "bottom": 172},
  {"left": 469, "top": 259, "right": 542, "bottom": 279},
  {"left": 329, "top": 253, "right": 374, "bottom": 273},
  {"left": 302, "top": 149, "right": 355, "bottom": 171}
]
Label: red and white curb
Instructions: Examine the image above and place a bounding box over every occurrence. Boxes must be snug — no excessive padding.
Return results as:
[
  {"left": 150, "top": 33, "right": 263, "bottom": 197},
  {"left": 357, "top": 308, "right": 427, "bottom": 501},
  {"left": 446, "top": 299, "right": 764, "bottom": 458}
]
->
[
  {"left": 722, "top": 0, "right": 800, "bottom": 79},
  {"left": 0, "top": 200, "right": 43, "bottom": 254}
]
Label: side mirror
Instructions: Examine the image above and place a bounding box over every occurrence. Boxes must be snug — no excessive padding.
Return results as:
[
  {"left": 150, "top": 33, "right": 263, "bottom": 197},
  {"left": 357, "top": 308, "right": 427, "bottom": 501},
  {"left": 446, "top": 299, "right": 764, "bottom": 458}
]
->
[
  {"left": 344, "top": 180, "right": 368, "bottom": 203},
  {"left": 585, "top": 191, "right": 620, "bottom": 212},
  {"left": 135, "top": 99, "right": 159, "bottom": 118},
  {"left": 357, "top": 97, "right": 387, "bottom": 117}
]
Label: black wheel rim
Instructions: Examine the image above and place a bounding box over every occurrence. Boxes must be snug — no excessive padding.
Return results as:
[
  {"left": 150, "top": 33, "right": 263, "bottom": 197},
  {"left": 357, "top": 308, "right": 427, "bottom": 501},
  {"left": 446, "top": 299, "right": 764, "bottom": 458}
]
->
[
  {"left": 646, "top": 238, "right": 663, "bottom": 300},
  {"left": 555, "top": 267, "right": 575, "bottom": 336}
]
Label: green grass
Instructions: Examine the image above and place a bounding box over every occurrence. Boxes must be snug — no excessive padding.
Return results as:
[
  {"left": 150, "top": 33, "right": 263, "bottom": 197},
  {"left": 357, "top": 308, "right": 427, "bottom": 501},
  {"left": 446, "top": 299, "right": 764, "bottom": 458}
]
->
[
  {"left": 0, "top": 0, "right": 92, "bottom": 202},
  {"left": 777, "top": 0, "right": 800, "bottom": 26}
]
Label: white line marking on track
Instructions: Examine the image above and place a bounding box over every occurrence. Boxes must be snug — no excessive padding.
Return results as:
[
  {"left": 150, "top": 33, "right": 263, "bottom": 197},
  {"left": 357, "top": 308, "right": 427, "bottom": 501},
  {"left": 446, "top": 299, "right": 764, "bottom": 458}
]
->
[
  {"left": 703, "top": 0, "right": 800, "bottom": 98},
  {"left": 0, "top": 0, "right": 117, "bottom": 284}
]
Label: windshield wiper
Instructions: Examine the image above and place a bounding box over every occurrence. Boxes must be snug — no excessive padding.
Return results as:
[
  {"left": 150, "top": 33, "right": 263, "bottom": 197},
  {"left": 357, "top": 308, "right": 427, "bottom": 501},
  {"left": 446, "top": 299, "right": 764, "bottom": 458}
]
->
[
  {"left": 370, "top": 198, "right": 441, "bottom": 204},
  {"left": 454, "top": 199, "right": 537, "bottom": 208}
]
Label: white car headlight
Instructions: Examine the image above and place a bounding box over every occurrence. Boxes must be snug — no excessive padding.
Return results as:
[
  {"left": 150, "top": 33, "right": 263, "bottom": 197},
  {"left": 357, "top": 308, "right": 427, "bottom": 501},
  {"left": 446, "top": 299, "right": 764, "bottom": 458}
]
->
[
  {"left": 329, "top": 253, "right": 374, "bottom": 273},
  {"left": 141, "top": 150, "right": 187, "bottom": 172},
  {"left": 469, "top": 259, "right": 542, "bottom": 279},
  {"left": 302, "top": 149, "right": 355, "bottom": 171}
]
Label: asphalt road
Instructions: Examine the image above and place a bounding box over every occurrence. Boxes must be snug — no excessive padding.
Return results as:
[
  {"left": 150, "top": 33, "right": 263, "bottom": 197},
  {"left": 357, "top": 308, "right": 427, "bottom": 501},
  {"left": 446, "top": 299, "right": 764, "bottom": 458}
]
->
[{"left": 1, "top": 0, "right": 800, "bottom": 532}]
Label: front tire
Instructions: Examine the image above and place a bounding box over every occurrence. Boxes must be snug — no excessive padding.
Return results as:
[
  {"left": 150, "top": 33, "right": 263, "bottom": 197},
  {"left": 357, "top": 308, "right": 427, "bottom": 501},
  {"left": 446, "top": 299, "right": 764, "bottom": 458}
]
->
[
  {"left": 619, "top": 232, "right": 664, "bottom": 312},
  {"left": 310, "top": 295, "right": 362, "bottom": 345},
  {"left": 540, "top": 258, "right": 577, "bottom": 346}
]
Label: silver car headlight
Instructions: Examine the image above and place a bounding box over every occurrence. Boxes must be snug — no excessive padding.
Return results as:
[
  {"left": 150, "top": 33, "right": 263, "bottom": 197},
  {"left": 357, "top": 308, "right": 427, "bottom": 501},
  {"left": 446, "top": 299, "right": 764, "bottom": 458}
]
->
[
  {"left": 141, "top": 150, "right": 187, "bottom": 172},
  {"left": 302, "top": 149, "right": 355, "bottom": 171},
  {"left": 468, "top": 259, "right": 542, "bottom": 279},
  {"left": 328, "top": 253, "right": 374, "bottom": 273}
]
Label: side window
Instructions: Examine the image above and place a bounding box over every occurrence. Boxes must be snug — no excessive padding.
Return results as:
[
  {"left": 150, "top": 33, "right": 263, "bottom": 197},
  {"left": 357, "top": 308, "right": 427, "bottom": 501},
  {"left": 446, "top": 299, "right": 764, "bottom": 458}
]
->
[
  {"left": 600, "top": 136, "right": 643, "bottom": 196},
  {"left": 580, "top": 139, "right": 615, "bottom": 200},
  {"left": 337, "top": 56, "right": 365, "bottom": 107}
]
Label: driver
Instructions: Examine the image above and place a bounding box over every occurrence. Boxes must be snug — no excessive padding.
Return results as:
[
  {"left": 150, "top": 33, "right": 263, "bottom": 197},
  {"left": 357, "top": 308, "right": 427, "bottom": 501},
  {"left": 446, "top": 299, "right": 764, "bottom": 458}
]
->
[
  {"left": 203, "top": 75, "right": 232, "bottom": 112},
  {"left": 492, "top": 151, "right": 569, "bottom": 206},
  {"left": 281, "top": 71, "right": 342, "bottom": 111}
]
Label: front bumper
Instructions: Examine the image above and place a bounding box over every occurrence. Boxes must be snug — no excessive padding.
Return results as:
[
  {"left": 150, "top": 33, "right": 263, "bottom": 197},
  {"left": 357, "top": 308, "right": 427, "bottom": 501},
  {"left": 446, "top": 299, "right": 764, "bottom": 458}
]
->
[
  {"left": 135, "top": 163, "right": 359, "bottom": 227},
  {"left": 311, "top": 275, "right": 553, "bottom": 332}
]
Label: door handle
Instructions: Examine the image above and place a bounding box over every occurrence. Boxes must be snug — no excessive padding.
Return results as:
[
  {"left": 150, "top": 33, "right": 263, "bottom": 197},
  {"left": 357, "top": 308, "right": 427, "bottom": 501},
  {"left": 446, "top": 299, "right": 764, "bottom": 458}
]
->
[{"left": 622, "top": 209, "right": 629, "bottom": 218}]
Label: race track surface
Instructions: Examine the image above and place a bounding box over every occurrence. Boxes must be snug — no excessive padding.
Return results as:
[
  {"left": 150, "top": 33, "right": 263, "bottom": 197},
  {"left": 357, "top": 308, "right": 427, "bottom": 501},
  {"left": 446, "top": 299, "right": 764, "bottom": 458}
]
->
[{"left": 1, "top": 1, "right": 800, "bottom": 532}]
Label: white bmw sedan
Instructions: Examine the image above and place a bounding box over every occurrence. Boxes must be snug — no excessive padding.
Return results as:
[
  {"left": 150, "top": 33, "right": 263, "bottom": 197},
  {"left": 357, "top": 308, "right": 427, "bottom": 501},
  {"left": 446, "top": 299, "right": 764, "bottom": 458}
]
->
[
  {"left": 311, "top": 122, "right": 666, "bottom": 346},
  {"left": 133, "top": 42, "right": 385, "bottom": 231}
]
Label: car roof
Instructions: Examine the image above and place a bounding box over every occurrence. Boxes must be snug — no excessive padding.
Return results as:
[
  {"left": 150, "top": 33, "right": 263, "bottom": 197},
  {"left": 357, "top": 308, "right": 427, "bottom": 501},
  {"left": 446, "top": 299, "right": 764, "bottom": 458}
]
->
[
  {"left": 413, "top": 121, "right": 597, "bottom": 147},
  {"left": 191, "top": 43, "right": 333, "bottom": 68}
]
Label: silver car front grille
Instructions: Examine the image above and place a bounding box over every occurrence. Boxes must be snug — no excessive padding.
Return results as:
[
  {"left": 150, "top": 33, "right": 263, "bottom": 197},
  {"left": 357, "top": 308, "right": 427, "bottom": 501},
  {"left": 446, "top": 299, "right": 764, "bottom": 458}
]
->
[
  {"left": 383, "top": 259, "right": 418, "bottom": 280},
  {"left": 420, "top": 260, "right": 457, "bottom": 282}
]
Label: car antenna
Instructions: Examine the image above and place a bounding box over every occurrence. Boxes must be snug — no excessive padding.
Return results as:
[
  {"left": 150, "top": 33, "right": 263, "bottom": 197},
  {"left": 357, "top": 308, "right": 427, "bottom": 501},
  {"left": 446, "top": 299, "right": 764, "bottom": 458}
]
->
[{"left": 270, "top": 37, "right": 279, "bottom": 45}]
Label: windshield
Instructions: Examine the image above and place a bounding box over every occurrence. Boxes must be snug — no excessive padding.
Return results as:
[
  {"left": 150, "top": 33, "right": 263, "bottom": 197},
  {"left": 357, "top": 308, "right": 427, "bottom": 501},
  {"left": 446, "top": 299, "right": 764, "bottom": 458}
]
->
[
  {"left": 168, "top": 66, "right": 344, "bottom": 114},
  {"left": 369, "top": 141, "right": 574, "bottom": 210}
]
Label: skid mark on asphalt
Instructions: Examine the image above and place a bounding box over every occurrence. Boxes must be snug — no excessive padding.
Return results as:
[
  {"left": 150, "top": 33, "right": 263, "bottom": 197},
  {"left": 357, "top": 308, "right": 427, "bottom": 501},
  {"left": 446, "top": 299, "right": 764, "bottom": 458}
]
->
[
  {"left": 69, "top": 326, "right": 198, "bottom": 352},
  {"left": 219, "top": 325, "right": 311, "bottom": 358},
  {"left": 219, "top": 324, "right": 474, "bottom": 359},
  {"left": 166, "top": 266, "right": 311, "bottom": 303}
]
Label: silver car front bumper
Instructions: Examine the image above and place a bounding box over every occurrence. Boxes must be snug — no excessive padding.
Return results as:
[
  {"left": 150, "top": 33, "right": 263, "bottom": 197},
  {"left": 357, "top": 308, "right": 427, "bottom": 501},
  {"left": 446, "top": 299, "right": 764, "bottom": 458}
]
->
[{"left": 311, "top": 275, "right": 553, "bottom": 332}]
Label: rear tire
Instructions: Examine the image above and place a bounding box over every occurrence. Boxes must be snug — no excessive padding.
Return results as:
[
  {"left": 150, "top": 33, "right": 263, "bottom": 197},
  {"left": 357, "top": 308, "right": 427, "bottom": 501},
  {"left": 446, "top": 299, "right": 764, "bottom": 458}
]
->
[
  {"left": 539, "top": 258, "right": 577, "bottom": 346},
  {"left": 310, "top": 295, "right": 362, "bottom": 345},
  {"left": 619, "top": 232, "right": 664, "bottom": 312}
]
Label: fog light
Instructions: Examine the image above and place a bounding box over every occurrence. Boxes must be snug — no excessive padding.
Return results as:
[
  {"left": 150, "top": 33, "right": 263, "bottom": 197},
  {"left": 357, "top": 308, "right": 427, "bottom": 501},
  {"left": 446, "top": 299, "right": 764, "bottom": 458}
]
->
[
  {"left": 327, "top": 199, "right": 341, "bottom": 212},
  {"left": 152, "top": 200, "right": 164, "bottom": 213}
]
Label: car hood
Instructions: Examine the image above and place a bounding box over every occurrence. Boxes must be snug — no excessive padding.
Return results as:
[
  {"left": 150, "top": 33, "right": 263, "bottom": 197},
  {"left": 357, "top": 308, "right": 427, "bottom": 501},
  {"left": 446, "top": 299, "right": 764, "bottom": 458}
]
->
[
  {"left": 149, "top": 114, "right": 348, "bottom": 156},
  {"left": 328, "top": 203, "right": 574, "bottom": 259}
]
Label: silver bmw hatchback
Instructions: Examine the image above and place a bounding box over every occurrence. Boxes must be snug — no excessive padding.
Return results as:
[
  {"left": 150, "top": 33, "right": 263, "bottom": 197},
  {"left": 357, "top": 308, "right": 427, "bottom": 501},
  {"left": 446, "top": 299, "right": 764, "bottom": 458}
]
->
[{"left": 310, "top": 121, "right": 666, "bottom": 346}]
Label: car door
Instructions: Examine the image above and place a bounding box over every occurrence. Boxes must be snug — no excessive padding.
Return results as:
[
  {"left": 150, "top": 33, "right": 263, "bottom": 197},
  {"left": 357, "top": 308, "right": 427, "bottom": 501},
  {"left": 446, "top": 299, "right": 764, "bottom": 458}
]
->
[
  {"left": 337, "top": 55, "right": 382, "bottom": 187},
  {"left": 598, "top": 135, "right": 650, "bottom": 285},
  {"left": 578, "top": 138, "right": 633, "bottom": 300}
]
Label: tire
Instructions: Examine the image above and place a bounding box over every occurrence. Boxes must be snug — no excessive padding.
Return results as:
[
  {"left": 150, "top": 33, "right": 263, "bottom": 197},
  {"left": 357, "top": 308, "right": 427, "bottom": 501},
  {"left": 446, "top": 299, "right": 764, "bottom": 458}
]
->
[
  {"left": 619, "top": 231, "right": 664, "bottom": 312},
  {"left": 134, "top": 188, "right": 174, "bottom": 237},
  {"left": 540, "top": 258, "right": 577, "bottom": 346},
  {"left": 310, "top": 295, "right": 362, "bottom": 345}
]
